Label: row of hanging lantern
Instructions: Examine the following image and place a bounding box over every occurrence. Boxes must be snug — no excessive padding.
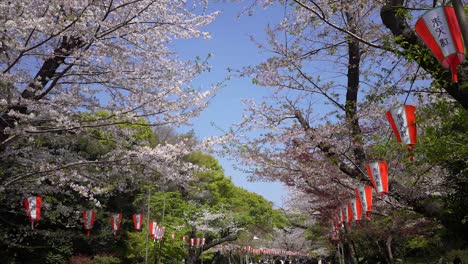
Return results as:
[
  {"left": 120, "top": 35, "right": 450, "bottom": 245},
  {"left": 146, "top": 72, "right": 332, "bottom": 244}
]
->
[
  {"left": 189, "top": 237, "right": 206, "bottom": 248},
  {"left": 242, "top": 246, "right": 309, "bottom": 257},
  {"left": 331, "top": 3, "right": 468, "bottom": 237},
  {"left": 356, "top": 1, "right": 468, "bottom": 229},
  {"left": 23, "top": 199, "right": 206, "bottom": 246},
  {"left": 330, "top": 104, "right": 418, "bottom": 240},
  {"left": 330, "top": 5, "right": 466, "bottom": 236}
]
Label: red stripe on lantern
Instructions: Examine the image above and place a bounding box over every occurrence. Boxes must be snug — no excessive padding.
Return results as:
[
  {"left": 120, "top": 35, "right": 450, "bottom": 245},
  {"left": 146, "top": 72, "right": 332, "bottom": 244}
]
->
[
  {"left": 23, "top": 196, "right": 42, "bottom": 230},
  {"left": 83, "top": 210, "right": 96, "bottom": 236},
  {"left": 110, "top": 213, "right": 122, "bottom": 236},
  {"left": 132, "top": 213, "right": 143, "bottom": 232},
  {"left": 366, "top": 161, "right": 389, "bottom": 194},
  {"left": 386, "top": 105, "right": 417, "bottom": 161},
  {"left": 355, "top": 186, "right": 373, "bottom": 220}
]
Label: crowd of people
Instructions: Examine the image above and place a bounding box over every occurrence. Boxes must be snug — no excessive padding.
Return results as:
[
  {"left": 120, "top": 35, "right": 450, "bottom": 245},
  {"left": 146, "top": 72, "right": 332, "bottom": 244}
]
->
[{"left": 255, "top": 256, "right": 330, "bottom": 264}]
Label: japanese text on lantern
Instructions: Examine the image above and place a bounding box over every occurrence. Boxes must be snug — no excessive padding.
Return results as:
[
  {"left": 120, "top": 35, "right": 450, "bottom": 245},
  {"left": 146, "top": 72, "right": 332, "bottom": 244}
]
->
[
  {"left": 430, "top": 16, "right": 450, "bottom": 47},
  {"left": 372, "top": 167, "right": 381, "bottom": 188},
  {"left": 396, "top": 113, "right": 407, "bottom": 138}
]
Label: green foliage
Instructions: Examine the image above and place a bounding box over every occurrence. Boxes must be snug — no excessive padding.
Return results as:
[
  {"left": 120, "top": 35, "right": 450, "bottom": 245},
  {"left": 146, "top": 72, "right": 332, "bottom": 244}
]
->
[
  {"left": 417, "top": 102, "right": 468, "bottom": 247},
  {"left": 92, "top": 255, "right": 122, "bottom": 264},
  {"left": 406, "top": 236, "right": 430, "bottom": 250}
]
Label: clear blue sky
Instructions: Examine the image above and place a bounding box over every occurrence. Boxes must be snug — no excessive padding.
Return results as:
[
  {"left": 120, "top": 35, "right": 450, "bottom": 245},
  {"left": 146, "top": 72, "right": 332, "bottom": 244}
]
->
[{"left": 176, "top": 1, "right": 288, "bottom": 207}]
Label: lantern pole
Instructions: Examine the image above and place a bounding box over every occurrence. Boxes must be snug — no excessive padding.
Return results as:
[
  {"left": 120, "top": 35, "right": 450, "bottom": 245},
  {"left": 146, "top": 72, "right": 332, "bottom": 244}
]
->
[
  {"left": 145, "top": 187, "right": 151, "bottom": 264},
  {"left": 452, "top": 0, "right": 468, "bottom": 50}
]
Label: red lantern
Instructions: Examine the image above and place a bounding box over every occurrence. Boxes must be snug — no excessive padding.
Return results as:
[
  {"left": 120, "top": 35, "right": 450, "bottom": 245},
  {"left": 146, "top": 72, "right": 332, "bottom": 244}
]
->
[
  {"left": 83, "top": 210, "right": 96, "bottom": 237},
  {"left": 415, "top": 6, "right": 465, "bottom": 82},
  {"left": 149, "top": 221, "right": 158, "bottom": 240},
  {"left": 190, "top": 237, "right": 195, "bottom": 247},
  {"left": 23, "top": 196, "right": 42, "bottom": 230},
  {"left": 386, "top": 105, "right": 417, "bottom": 161},
  {"left": 366, "top": 161, "right": 389, "bottom": 194},
  {"left": 201, "top": 237, "right": 206, "bottom": 247},
  {"left": 195, "top": 238, "right": 200, "bottom": 247},
  {"left": 354, "top": 186, "right": 373, "bottom": 220},
  {"left": 110, "top": 213, "right": 122, "bottom": 236},
  {"left": 350, "top": 198, "right": 362, "bottom": 222},
  {"left": 341, "top": 200, "right": 352, "bottom": 227},
  {"left": 156, "top": 226, "right": 165, "bottom": 240},
  {"left": 132, "top": 213, "right": 143, "bottom": 232}
]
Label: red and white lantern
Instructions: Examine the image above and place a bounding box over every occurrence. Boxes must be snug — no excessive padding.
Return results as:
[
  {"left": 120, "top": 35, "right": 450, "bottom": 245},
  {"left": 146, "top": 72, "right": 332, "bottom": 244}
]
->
[
  {"left": 155, "top": 226, "right": 165, "bottom": 241},
  {"left": 386, "top": 105, "right": 417, "bottom": 160},
  {"left": 195, "top": 238, "right": 200, "bottom": 247},
  {"left": 23, "top": 196, "right": 42, "bottom": 230},
  {"left": 132, "top": 213, "right": 143, "bottom": 232},
  {"left": 83, "top": 210, "right": 96, "bottom": 236},
  {"left": 201, "top": 237, "right": 206, "bottom": 247},
  {"left": 415, "top": 6, "right": 465, "bottom": 82},
  {"left": 354, "top": 186, "right": 373, "bottom": 220},
  {"left": 110, "top": 213, "right": 123, "bottom": 236},
  {"left": 366, "top": 161, "right": 389, "bottom": 194},
  {"left": 190, "top": 237, "right": 195, "bottom": 247},
  {"left": 149, "top": 221, "right": 158, "bottom": 240},
  {"left": 350, "top": 198, "right": 362, "bottom": 222},
  {"left": 341, "top": 200, "right": 352, "bottom": 227}
]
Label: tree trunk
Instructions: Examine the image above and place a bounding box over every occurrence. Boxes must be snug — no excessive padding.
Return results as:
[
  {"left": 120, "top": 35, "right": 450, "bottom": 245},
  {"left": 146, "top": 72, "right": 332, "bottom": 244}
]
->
[
  {"left": 0, "top": 36, "right": 83, "bottom": 147},
  {"left": 386, "top": 235, "right": 394, "bottom": 264},
  {"left": 351, "top": 240, "right": 360, "bottom": 264},
  {"left": 342, "top": 225, "right": 355, "bottom": 264},
  {"left": 186, "top": 247, "right": 199, "bottom": 264}
]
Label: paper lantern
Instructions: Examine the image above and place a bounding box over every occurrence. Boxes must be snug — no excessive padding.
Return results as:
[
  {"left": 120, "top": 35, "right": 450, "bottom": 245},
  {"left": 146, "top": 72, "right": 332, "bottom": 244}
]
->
[
  {"left": 83, "top": 210, "right": 96, "bottom": 236},
  {"left": 201, "top": 237, "right": 206, "bottom": 247},
  {"left": 386, "top": 105, "right": 417, "bottom": 160},
  {"left": 415, "top": 6, "right": 465, "bottom": 82},
  {"left": 354, "top": 186, "right": 373, "bottom": 220},
  {"left": 181, "top": 236, "right": 186, "bottom": 242},
  {"left": 155, "top": 226, "right": 165, "bottom": 240},
  {"left": 110, "top": 213, "right": 123, "bottom": 236},
  {"left": 195, "top": 238, "right": 200, "bottom": 247},
  {"left": 171, "top": 233, "right": 175, "bottom": 240},
  {"left": 149, "top": 222, "right": 165, "bottom": 241},
  {"left": 341, "top": 200, "right": 352, "bottom": 227},
  {"left": 350, "top": 198, "right": 362, "bottom": 222},
  {"left": 132, "top": 213, "right": 143, "bottom": 232},
  {"left": 23, "top": 196, "right": 42, "bottom": 230},
  {"left": 190, "top": 238, "right": 195, "bottom": 247},
  {"left": 149, "top": 221, "right": 158, "bottom": 240},
  {"left": 366, "top": 161, "right": 389, "bottom": 194}
]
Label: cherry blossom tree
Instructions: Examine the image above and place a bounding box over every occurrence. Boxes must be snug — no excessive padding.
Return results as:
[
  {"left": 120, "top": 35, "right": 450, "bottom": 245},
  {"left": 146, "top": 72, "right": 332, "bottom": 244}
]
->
[
  {"left": 0, "top": 3, "right": 224, "bottom": 261},
  {"left": 0, "top": 1, "right": 221, "bottom": 198},
  {"left": 226, "top": 1, "right": 466, "bottom": 261}
]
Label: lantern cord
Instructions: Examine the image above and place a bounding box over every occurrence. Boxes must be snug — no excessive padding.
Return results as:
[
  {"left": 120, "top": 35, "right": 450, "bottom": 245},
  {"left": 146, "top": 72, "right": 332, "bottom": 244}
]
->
[{"left": 404, "top": 65, "right": 420, "bottom": 105}]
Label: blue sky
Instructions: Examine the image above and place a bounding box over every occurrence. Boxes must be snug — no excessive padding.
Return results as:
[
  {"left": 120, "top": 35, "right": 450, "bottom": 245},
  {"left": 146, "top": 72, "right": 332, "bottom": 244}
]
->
[{"left": 175, "top": 1, "right": 288, "bottom": 207}]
